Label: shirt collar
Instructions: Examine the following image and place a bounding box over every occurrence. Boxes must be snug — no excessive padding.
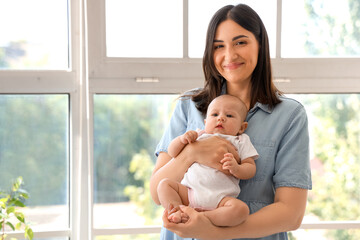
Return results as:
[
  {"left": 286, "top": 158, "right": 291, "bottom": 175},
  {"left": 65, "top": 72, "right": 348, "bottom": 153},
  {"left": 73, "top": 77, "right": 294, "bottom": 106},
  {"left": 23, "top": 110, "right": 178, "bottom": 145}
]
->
[
  {"left": 221, "top": 81, "right": 273, "bottom": 114},
  {"left": 250, "top": 102, "right": 273, "bottom": 114}
]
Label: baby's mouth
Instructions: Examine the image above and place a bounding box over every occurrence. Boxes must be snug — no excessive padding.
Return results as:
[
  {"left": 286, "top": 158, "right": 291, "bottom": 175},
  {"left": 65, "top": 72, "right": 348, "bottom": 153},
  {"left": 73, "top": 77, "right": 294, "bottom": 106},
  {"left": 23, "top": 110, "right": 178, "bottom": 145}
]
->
[{"left": 216, "top": 124, "right": 224, "bottom": 129}]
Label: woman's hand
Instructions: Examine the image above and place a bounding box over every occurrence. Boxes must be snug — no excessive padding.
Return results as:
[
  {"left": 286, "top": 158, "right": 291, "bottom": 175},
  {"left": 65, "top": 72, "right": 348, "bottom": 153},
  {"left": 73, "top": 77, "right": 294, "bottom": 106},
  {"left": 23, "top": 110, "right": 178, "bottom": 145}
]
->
[
  {"left": 179, "top": 135, "right": 239, "bottom": 175},
  {"left": 163, "top": 205, "right": 220, "bottom": 240}
]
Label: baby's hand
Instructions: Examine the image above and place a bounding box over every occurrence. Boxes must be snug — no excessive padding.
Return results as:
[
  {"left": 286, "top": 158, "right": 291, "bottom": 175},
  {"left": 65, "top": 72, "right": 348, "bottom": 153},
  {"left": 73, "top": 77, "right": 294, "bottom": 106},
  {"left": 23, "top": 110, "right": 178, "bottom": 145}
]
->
[
  {"left": 180, "top": 130, "right": 198, "bottom": 144},
  {"left": 221, "top": 153, "right": 239, "bottom": 176}
]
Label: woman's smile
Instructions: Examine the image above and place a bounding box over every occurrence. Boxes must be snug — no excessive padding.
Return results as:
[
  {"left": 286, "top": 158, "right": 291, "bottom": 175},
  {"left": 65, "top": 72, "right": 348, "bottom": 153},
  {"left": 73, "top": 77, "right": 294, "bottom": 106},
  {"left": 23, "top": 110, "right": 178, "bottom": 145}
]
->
[{"left": 223, "top": 62, "right": 244, "bottom": 71}]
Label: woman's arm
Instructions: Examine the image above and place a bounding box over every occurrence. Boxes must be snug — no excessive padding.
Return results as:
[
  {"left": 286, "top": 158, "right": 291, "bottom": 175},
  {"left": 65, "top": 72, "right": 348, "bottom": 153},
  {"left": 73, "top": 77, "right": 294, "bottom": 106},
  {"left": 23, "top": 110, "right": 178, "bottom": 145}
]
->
[
  {"left": 150, "top": 136, "right": 240, "bottom": 204},
  {"left": 163, "top": 187, "right": 308, "bottom": 239}
]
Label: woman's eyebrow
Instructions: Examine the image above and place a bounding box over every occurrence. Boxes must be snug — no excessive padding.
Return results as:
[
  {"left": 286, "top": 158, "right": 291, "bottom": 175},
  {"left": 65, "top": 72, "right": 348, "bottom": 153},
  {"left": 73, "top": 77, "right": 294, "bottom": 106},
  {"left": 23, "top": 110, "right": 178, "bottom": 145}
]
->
[
  {"left": 213, "top": 35, "right": 249, "bottom": 43},
  {"left": 232, "top": 35, "right": 248, "bottom": 41}
]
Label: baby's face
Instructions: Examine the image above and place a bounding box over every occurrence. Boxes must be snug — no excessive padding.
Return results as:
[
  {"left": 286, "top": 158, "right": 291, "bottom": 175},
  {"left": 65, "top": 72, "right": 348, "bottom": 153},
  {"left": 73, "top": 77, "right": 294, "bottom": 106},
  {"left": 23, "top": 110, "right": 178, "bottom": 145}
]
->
[{"left": 204, "top": 96, "right": 246, "bottom": 136}]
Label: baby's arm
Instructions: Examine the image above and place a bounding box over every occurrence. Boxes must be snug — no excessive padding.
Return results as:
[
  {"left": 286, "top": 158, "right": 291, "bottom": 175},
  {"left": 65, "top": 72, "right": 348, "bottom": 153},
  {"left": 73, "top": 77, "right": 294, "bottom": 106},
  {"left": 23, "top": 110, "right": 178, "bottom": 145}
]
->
[
  {"left": 167, "top": 130, "right": 198, "bottom": 158},
  {"left": 221, "top": 153, "right": 256, "bottom": 179}
]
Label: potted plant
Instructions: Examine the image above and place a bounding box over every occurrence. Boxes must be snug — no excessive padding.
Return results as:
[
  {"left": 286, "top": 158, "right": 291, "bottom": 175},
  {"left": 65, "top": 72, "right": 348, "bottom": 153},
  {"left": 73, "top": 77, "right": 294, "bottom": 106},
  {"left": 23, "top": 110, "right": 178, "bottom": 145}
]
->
[{"left": 0, "top": 176, "right": 33, "bottom": 240}]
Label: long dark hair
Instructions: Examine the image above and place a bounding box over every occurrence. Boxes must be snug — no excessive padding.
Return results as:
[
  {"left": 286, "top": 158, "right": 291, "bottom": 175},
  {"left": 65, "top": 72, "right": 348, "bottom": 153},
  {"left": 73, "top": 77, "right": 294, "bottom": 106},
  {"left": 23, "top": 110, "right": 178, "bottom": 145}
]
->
[{"left": 190, "top": 4, "right": 281, "bottom": 115}]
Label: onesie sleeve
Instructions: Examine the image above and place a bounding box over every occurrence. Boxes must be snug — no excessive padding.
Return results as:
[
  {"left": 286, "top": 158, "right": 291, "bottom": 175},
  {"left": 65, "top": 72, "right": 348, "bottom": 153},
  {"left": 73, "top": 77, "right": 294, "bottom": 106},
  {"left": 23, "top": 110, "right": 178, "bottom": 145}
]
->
[
  {"left": 154, "top": 96, "right": 190, "bottom": 157},
  {"left": 238, "top": 134, "right": 259, "bottom": 161},
  {"left": 273, "top": 104, "right": 312, "bottom": 190}
]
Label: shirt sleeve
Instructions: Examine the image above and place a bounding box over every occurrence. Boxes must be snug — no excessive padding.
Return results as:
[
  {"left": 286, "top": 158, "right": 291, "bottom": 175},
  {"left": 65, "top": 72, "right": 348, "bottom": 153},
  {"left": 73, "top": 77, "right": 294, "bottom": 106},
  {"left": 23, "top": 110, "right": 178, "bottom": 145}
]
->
[
  {"left": 154, "top": 96, "right": 190, "bottom": 157},
  {"left": 273, "top": 104, "right": 312, "bottom": 190}
]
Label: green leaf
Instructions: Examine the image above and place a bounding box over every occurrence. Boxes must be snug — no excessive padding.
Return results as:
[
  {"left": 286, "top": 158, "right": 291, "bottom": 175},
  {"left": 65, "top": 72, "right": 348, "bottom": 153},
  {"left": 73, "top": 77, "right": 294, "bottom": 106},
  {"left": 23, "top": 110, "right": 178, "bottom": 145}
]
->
[
  {"left": 16, "top": 221, "right": 22, "bottom": 230},
  {"left": 6, "top": 221, "right": 15, "bottom": 231},
  {"left": 7, "top": 206, "right": 15, "bottom": 214},
  {"left": 18, "top": 189, "right": 29, "bottom": 199},
  {"left": 25, "top": 226, "right": 34, "bottom": 240},
  {"left": 15, "top": 212, "right": 25, "bottom": 223},
  {"left": 12, "top": 177, "right": 24, "bottom": 192},
  {"left": 9, "top": 199, "right": 25, "bottom": 207}
]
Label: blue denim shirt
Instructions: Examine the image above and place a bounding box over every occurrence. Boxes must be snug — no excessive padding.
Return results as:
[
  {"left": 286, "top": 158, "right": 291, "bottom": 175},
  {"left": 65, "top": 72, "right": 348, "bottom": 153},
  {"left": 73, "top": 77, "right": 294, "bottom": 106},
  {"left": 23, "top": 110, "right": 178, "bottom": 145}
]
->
[{"left": 155, "top": 88, "right": 312, "bottom": 240}]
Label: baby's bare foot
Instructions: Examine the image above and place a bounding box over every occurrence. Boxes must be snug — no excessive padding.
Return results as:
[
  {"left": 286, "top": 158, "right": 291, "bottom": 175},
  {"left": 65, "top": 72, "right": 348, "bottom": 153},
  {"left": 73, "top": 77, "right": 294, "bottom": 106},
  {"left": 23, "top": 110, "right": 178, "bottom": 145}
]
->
[{"left": 168, "top": 210, "right": 182, "bottom": 223}]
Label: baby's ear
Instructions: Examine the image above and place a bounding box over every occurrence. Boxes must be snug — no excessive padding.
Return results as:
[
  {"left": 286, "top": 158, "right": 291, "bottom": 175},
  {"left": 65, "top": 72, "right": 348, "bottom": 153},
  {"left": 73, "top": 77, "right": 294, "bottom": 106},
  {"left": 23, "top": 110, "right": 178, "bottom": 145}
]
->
[{"left": 238, "top": 122, "right": 248, "bottom": 134}]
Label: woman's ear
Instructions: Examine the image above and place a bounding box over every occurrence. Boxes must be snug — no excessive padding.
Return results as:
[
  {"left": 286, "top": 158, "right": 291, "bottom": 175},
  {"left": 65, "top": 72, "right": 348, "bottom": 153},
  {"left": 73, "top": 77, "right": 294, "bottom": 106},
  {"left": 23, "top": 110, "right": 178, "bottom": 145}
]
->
[{"left": 238, "top": 122, "right": 248, "bottom": 134}]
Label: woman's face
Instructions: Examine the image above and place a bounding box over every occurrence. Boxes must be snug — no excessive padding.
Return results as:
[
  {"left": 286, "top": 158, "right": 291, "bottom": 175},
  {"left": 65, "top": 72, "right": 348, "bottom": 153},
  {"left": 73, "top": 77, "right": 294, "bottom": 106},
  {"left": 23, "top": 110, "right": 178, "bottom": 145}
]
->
[{"left": 213, "top": 19, "right": 259, "bottom": 86}]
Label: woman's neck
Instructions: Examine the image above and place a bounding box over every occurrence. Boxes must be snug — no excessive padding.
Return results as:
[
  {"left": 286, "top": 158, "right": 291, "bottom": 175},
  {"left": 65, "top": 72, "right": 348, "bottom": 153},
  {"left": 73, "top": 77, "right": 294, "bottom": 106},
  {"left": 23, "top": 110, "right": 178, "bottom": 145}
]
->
[{"left": 226, "top": 82, "right": 252, "bottom": 110}]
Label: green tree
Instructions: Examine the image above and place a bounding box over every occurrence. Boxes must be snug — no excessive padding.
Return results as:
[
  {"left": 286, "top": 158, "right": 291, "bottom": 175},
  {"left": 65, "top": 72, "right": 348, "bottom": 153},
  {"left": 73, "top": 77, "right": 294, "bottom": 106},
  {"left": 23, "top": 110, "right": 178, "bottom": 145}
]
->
[
  {"left": 93, "top": 95, "right": 175, "bottom": 203},
  {"left": 304, "top": 0, "right": 360, "bottom": 56},
  {"left": 0, "top": 95, "right": 69, "bottom": 206},
  {"left": 124, "top": 150, "right": 162, "bottom": 225}
]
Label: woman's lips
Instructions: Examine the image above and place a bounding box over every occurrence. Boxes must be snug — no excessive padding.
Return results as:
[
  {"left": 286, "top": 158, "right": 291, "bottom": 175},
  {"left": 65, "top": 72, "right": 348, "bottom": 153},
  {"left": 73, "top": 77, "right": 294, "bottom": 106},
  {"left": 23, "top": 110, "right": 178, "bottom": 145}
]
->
[{"left": 223, "top": 62, "right": 243, "bottom": 70}]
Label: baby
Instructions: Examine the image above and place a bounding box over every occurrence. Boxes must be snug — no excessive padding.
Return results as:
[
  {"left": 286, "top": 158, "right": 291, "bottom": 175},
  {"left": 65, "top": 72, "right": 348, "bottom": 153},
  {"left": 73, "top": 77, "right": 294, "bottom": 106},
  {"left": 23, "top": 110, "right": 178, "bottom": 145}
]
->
[{"left": 157, "top": 94, "right": 258, "bottom": 227}]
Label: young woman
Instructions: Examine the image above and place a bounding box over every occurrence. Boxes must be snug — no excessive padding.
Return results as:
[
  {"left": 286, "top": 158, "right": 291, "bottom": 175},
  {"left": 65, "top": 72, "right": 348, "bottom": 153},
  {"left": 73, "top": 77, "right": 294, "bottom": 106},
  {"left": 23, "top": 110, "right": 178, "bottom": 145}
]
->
[{"left": 150, "top": 4, "right": 312, "bottom": 240}]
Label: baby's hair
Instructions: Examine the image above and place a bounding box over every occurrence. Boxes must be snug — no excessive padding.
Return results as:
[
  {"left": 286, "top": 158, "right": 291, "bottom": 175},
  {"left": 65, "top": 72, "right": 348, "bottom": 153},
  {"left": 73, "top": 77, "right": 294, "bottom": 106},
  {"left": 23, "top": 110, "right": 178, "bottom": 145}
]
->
[{"left": 207, "top": 95, "right": 248, "bottom": 122}]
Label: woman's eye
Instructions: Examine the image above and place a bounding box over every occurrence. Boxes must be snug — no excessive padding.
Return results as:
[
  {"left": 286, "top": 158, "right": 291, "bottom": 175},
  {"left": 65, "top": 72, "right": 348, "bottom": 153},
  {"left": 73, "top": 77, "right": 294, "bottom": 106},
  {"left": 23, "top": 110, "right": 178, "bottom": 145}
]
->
[
  {"left": 214, "top": 45, "right": 223, "bottom": 50},
  {"left": 235, "top": 41, "right": 246, "bottom": 46}
]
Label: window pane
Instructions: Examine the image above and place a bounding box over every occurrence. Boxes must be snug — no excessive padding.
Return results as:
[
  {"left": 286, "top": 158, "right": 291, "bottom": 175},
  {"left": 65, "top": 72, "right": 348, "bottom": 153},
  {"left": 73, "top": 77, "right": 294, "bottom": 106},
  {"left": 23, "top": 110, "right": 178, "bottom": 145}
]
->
[
  {"left": 106, "top": 0, "right": 183, "bottom": 58},
  {"left": 93, "top": 94, "right": 177, "bottom": 228},
  {"left": 282, "top": 0, "right": 360, "bottom": 57},
  {"left": 289, "top": 94, "right": 360, "bottom": 227},
  {"left": 189, "top": 0, "right": 276, "bottom": 58},
  {"left": 0, "top": 0, "right": 69, "bottom": 69},
  {"left": 0, "top": 95, "right": 69, "bottom": 230}
]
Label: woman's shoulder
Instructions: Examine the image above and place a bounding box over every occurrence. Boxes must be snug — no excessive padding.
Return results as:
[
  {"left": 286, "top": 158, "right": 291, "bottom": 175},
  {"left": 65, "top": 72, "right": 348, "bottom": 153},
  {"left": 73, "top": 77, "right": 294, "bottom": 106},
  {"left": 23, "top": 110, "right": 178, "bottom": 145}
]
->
[
  {"left": 174, "top": 88, "right": 204, "bottom": 117},
  {"left": 179, "top": 87, "right": 202, "bottom": 99},
  {"left": 276, "top": 95, "right": 306, "bottom": 113}
]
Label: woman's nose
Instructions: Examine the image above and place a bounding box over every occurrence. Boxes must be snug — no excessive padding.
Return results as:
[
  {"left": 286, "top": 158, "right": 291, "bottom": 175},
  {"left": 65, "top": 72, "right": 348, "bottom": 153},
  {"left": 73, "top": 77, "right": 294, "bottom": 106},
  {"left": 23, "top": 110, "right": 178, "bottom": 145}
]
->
[{"left": 225, "top": 46, "right": 238, "bottom": 61}]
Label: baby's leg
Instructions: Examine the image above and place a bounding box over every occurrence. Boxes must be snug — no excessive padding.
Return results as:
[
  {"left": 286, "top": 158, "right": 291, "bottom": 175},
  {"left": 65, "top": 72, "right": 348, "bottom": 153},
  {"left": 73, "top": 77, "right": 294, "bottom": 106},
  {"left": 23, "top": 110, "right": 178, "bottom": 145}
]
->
[
  {"left": 157, "top": 178, "right": 189, "bottom": 223},
  {"left": 204, "top": 197, "right": 249, "bottom": 227}
]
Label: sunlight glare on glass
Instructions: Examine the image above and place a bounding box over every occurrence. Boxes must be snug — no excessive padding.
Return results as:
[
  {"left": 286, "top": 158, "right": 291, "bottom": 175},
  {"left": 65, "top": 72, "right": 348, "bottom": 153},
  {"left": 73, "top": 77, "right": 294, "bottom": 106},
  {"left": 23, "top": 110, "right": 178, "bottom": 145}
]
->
[
  {"left": 282, "top": 0, "right": 360, "bottom": 57},
  {"left": 106, "top": 0, "right": 183, "bottom": 58},
  {"left": 0, "top": 0, "right": 68, "bottom": 69}
]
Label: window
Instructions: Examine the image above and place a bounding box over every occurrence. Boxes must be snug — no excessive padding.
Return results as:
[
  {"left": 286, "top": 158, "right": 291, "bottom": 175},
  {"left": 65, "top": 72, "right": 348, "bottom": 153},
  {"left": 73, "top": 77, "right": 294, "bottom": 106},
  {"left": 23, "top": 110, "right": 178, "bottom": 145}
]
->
[
  {"left": 1, "top": 0, "right": 78, "bottom": 239},
  {"left": 106, "top": 0, "right": 183, "bottom": 58},
  {"left": 93, "top": 94, "right": 175, "bottom": 229},
  {"left": 282, "top": 0, "right": 360, "bottom": 57},
  {"left": 89, "top": 0, "right": 360, "bottom": 239},
  {"left": 0, "top": 0, "right": 69, "bottom": 69},
  {"left": 0, "top": 94, "right": 69, "bottom": 231},
  {"left": 1, "top": 0, "right": 360, "bottom": 240},
  {"left": 288, "top": 94, "right": 360, "bottom": 239}
]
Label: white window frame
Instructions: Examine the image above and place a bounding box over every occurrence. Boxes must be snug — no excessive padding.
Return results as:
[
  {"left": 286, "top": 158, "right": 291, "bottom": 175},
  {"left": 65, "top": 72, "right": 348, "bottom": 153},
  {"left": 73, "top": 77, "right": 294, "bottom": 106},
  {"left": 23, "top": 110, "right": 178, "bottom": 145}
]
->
[
  {"left": 1, "top": 0, "right": 360, "bottom": 239},
  {"left": 0, "top": 0, "right": 89, "bottom": 239}
]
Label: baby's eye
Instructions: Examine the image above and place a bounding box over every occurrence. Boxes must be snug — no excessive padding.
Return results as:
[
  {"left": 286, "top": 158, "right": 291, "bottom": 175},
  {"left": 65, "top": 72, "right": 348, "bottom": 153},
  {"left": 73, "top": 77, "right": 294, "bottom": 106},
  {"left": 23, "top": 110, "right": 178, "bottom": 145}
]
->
[
  {"left": 212, "top": 113, "right": 218, "bottom": 117},
  {"left": 226, "top": 114, "right": 233, "bottom": 118}
]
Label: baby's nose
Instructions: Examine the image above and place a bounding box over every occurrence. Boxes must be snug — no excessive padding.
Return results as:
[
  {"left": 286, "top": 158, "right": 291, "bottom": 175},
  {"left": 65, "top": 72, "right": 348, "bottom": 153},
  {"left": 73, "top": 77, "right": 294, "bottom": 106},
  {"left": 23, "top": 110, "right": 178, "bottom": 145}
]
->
[{"left": 218, "top": 116, "right": 225, "bottom": 122}]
